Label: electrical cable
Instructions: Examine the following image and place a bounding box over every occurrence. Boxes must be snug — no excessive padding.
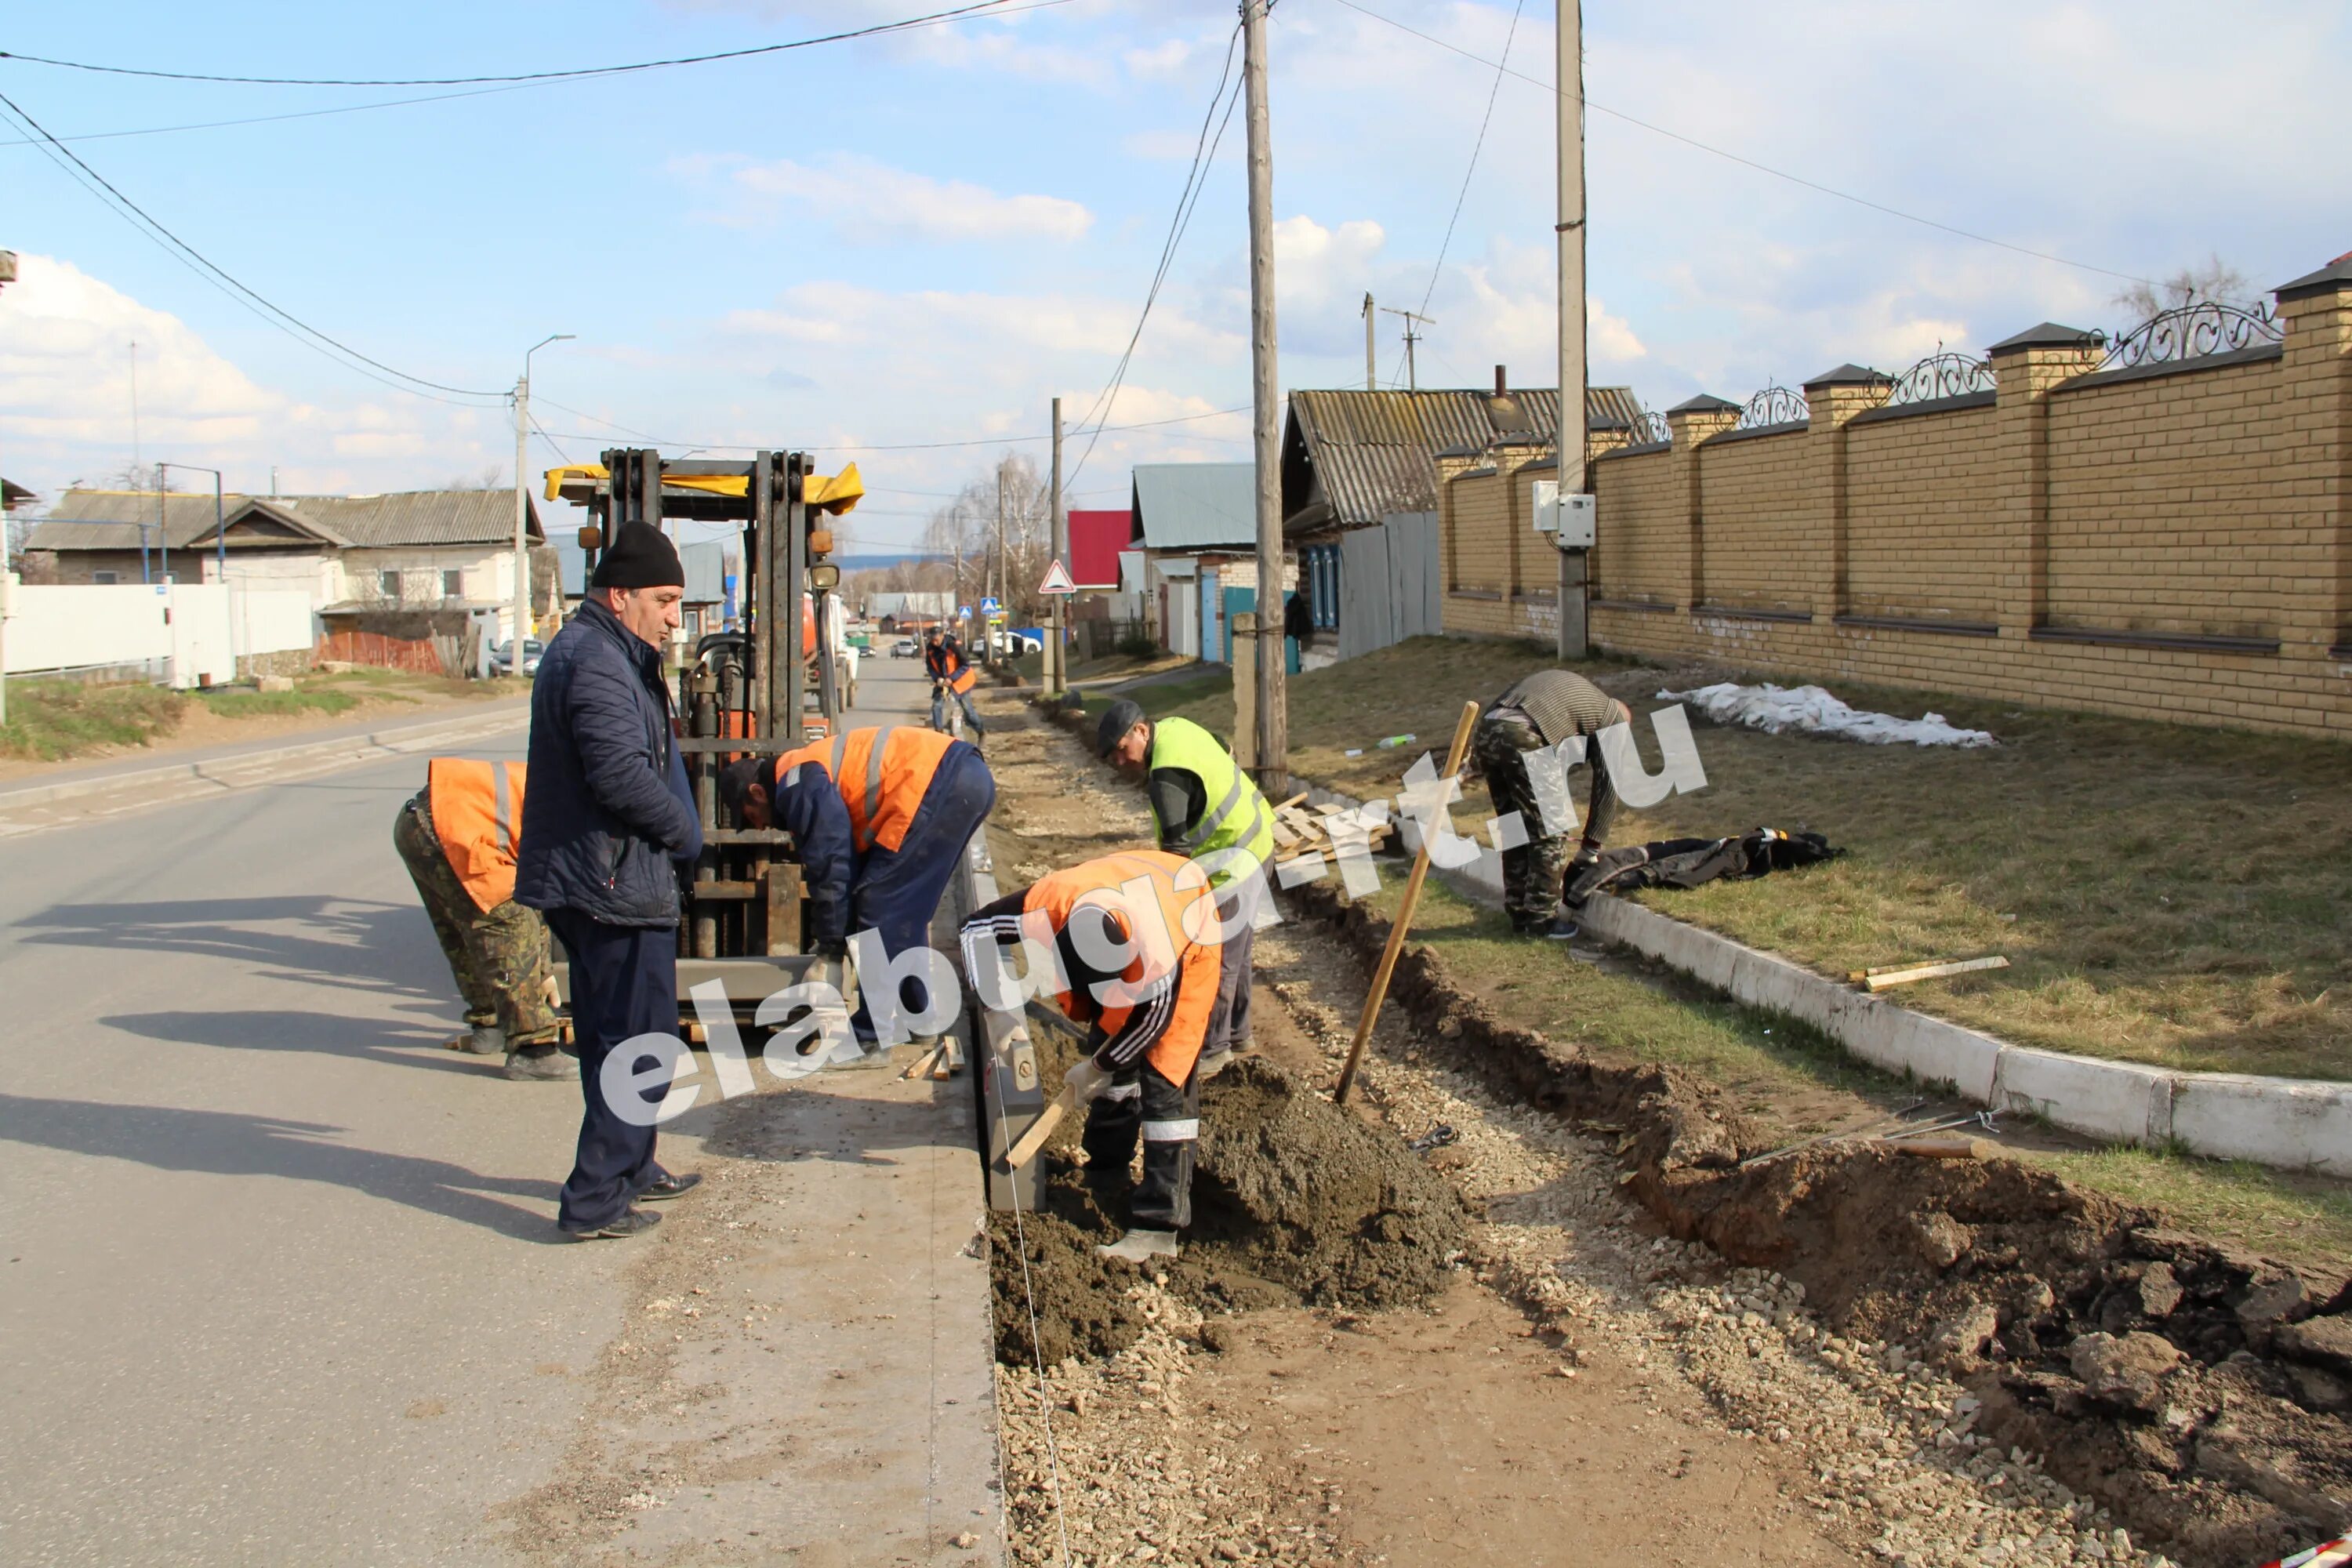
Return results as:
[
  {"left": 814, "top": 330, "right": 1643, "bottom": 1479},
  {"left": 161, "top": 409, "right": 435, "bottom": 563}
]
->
[
  {"left": 0, "top": 78, "right": 554, "bottom": 149},
  {"left": 0, "top": 0, "right": 1068, "bottom": 88},
  {"left": 1327, "top": 0, "right": 2155, "bottom": 287},
  {"left": 1061, "top": 22, "right": 1246, "bottom": 492},
  {"left": 532, "top": 402, "right": 1252, "bottom": 455},
  {"left": 1417, "top": 0, "right": 1523, "bottom": 319},
  {"left": 0, "top": 88, "right": 510, "bottom": 404}
]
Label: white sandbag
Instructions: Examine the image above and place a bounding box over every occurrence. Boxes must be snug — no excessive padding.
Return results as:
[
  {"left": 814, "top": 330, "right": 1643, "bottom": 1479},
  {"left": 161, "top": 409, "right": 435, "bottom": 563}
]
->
[{"left": 1657, "top": 682, "right": 1996, "bottom": 748}]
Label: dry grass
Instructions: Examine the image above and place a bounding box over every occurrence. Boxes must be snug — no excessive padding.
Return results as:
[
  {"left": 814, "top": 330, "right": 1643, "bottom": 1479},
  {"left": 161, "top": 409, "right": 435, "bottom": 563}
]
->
[{"left": 1142, "top": 637, "right": 2352, "bottom": 1083}]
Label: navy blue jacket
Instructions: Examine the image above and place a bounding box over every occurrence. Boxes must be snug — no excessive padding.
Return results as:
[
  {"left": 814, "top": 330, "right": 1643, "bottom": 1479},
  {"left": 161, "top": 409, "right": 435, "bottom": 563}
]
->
[
  {"left": 515, "top": 597, "right": 702, "bottom": 927},
  {"left": 765, "top": 755, "right": 855, "bottom": 951}
]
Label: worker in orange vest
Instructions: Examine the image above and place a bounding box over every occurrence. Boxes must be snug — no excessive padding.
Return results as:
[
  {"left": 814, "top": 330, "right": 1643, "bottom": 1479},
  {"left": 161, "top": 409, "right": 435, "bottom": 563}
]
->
[
  {"left": 960, "top": 850, "right": 1222, "bottom": 1262},
  {"left": 391, "top": 759, "right": 571, "bottom": 1080},
  {"left": 924, "top": 628, "right": 987, "bottom": 746},
  {"left": 719, "top": 724, "right": 995, "bottom": 1044}
]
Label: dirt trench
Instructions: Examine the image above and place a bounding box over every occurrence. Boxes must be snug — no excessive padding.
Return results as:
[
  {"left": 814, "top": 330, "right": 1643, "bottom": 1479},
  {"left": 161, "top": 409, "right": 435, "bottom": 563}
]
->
[{"left": 981, "top": 693, "right": 2352, "bottom": 1568}]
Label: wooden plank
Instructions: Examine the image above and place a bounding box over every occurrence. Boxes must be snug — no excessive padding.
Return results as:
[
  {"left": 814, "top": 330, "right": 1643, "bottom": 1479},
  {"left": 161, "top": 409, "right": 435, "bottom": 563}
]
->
[
  {"left": 1862, "top": 955, "right": 2009, "bottom": 992},
  {"left": 689, "top": 880, "right": 760, "bottom": 900},
  {"left": 765, "top": 864, "right": 804, "bottom": 956}
]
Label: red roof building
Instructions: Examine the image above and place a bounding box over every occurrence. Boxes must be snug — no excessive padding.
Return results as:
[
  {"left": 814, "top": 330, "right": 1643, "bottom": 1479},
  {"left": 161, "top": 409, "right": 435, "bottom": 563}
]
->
[{"left": 1066, "top": 509, "right": 1128, "bottom": 590}]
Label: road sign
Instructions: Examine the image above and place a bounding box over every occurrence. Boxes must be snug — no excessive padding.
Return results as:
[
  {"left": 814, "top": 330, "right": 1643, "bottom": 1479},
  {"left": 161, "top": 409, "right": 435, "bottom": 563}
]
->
[
  {"left": 979, "top": 596, "right": 1000, "bottom": 615},
  {"left": 1038, "top": 558, "right": 1076, "bottom": 596},
  {"left": 958, "top": 604, "right": 971, "bottom": 619}
]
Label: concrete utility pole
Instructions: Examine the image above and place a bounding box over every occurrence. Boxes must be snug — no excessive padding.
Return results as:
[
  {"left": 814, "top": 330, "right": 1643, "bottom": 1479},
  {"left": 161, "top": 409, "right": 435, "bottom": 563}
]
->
[
  {"left": 1243, "top": 0, "right": 1287, "bottom": 793},
  {"left": 1048, "top": 396, "right": 1065, "bottom": 691},
  {"left": 1555, "top": 0, "right": 1590, "bottom": 662},
  {"left": 994, "top": 464, "right": 1007, "bottom": 659},
  {"left": 514, "top": 334, "right": 572, "bottom": 662},
  {"left": 1361, "top": 293, "right": 1377, "bottom": 391}
]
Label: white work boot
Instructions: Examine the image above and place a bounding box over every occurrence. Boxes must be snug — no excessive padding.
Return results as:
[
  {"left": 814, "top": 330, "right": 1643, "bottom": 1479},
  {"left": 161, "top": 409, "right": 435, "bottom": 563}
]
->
[{"left": 1094, "top": 1228, "right": 1180, "bottom": 1263}]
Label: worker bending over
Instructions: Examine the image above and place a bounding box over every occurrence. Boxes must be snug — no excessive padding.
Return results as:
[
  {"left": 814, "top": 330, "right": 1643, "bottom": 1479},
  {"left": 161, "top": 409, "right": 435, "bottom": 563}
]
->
[
  {"left": 962, "top": 850, "right": 1221, "bottom": 1263},
  {"left": 720, "top": 724, "right": 995, "bottom": 1044},
  {"left": 1472, "top": 668, "right": 1629, "bottom": 940},
  {"left": 924, "top": 629, "right": 987, "bottom": 746},
  {"left": 394, "top": 758, "right": 571, "bottom": 1080},
  {"left": 1095, "top": 699, "right": 1269, "bottom": 1078}
]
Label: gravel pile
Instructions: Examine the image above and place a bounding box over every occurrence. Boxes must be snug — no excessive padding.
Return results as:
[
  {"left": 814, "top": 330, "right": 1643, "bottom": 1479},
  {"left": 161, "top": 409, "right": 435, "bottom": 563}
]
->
[{"left": 993, "top": 1279, "right": 1363, "bottom": 1566}]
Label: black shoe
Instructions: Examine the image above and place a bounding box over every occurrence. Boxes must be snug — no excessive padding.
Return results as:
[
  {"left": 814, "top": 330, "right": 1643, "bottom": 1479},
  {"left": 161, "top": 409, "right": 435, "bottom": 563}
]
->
[
  {"left": 1512, "top": 916, "right": 1581, "bottom": 941},
  {"left": 561, "top": 1208, "right": 662, "bottom": 1240},
  {"left": 637, "top": 1171, "right": 702, "bottom": 1202}
]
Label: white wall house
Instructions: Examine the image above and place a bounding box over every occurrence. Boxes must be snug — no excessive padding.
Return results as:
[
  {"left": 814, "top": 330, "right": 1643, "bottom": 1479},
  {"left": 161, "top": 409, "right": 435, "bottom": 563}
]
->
[{"left": 23, "top": 488, "right": 557, "bottom": 642}]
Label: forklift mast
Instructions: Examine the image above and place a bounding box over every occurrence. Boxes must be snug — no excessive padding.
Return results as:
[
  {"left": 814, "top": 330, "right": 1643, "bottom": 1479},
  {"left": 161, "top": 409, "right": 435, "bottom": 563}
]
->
[{"left": 566, "top": 447, "right": 844, "bottom": 1005}]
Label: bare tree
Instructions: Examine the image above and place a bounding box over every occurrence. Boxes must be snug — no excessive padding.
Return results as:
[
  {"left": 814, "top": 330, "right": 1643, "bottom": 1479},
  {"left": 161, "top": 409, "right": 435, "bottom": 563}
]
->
[{"left": 2114, "top": 254, "right": 2256, "bottom": 322}]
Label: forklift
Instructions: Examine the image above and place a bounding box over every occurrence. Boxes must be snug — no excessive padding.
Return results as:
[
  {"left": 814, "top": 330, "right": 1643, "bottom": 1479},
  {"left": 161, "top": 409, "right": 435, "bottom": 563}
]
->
[{"left": 545, "top": 447, "right": 861, "bottom": 1022}]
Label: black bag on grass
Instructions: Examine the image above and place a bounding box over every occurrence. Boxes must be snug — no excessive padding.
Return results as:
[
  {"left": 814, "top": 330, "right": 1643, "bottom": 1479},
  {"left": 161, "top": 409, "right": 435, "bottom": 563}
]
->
[{"left": 1565, "top": 828, "right": 1841, "bottom": 906}]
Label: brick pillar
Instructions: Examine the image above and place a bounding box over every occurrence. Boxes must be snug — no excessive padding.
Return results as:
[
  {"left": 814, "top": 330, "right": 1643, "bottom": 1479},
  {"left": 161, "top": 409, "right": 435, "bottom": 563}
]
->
[
  {"left": 2272, "top": 258, "right": 2352, "bottom": 662},
  {"left": 1802, "top": 364, "right": 1895, "bottom": 621},
  {"left": 1665, "top": 394, "right": 1740, "bottom": 609},
  {"left": 1987, "top": 323, "right": 2106, "bottom": 638}
]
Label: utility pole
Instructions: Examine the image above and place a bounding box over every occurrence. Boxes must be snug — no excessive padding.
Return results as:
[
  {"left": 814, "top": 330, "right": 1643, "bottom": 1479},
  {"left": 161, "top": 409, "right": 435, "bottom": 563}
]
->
[
  {"left": 0, "top": 249, "right": 16, "bottom": 729},
  {"left": 994, "top": 463, "right": 1007, "bottom": 661},
  {"left": 1555, "top": 0, "right": 1589, "bottom": 662},
  {"left": 1048, "top": 396, "right": 1065, "bottom": 692},
  {"left": 514, "top": 334, "right": 572, "bottom": 663},
  {"left": 1243, "top": 0, "right": 1287, "bottom": 793},
  {"left": 1361, "top": 293, "right": 1377, "bottom": 391},
  {"left": 1380, "top": 307, "right": 1433, "bottom": 392}
]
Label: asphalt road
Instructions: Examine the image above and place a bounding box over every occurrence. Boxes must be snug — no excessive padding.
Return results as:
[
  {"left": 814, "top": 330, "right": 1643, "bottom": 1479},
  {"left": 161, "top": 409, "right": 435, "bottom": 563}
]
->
[{"left": 0, "top": 652, "right": 994, "bottom": 1566}]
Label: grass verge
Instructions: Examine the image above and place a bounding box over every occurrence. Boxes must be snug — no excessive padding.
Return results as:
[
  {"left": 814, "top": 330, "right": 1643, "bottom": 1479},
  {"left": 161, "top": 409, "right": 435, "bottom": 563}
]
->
[
  {"left": 0, "top": 679, "right": 188, "bottom": 760},
  {"left": 1137, "top": 635, "right": 2351, "bottom": 1082}
]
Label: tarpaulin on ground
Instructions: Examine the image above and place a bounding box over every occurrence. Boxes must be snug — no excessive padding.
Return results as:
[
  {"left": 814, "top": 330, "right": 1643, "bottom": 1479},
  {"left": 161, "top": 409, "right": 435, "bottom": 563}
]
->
[
  {"left": 1659, "top": 681, "right": 1995, "bottom": 748},
  {"left": 542, "top": 462, "right": 864, "bottom": 514},
  {"left": 1566, "top": 828, "right": 1842, "bottom": 906}
]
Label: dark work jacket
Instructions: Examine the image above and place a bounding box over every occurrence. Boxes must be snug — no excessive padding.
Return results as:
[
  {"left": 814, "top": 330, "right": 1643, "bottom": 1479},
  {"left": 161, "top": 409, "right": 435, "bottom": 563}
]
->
[
  {"left": 514, "top": 597, "right": 702, "bottom": 927},
  {"left": 761, "top": 754, "right": 855, "bottom": 951}
]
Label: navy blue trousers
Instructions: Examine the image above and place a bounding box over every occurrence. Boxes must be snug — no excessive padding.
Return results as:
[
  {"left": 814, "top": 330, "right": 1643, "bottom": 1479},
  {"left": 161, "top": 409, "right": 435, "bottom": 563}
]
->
[
  {"left": 849, "top": 744, "right": 996, "bottom": 1038},
  {"left": 546, "top": 909, "right": 677, "bottom": 1230}
]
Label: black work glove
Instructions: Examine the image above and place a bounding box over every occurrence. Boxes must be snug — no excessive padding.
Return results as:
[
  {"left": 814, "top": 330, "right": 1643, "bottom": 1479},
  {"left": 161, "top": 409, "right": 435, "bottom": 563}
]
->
[{"left": 813, "top": 938, "right": 848, "bottom": 960}]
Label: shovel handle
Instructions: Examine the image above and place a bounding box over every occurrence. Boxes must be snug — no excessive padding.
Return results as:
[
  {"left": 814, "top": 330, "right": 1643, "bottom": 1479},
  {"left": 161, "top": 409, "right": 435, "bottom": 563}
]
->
[{"left": 1004, "top": 1085, "right": 1079, "bottom": 1170}]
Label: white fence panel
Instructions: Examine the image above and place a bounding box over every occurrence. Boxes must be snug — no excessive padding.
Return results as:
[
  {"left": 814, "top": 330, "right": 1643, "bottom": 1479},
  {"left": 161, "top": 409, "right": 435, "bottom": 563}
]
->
[{"left": 2, "top": 583, "right": 317, "bottom": 682}]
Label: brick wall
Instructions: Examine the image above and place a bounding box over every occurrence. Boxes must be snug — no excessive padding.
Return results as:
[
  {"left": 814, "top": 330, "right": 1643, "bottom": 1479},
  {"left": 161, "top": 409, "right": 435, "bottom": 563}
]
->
[{"left": 1432, "top": 265, "right": 2352, "bottom": 738}]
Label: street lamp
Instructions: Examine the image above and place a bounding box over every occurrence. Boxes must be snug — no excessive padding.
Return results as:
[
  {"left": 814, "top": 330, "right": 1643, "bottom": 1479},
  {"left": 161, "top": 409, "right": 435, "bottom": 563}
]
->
[{"left": 513, "top": 333, "right": 573, "bottom": 666}]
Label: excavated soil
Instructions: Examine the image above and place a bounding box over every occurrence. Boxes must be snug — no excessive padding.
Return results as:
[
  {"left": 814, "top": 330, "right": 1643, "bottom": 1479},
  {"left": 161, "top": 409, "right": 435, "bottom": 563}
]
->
[{"left": 991, "top": 1056, "right": 1472, "bottom": 1367}]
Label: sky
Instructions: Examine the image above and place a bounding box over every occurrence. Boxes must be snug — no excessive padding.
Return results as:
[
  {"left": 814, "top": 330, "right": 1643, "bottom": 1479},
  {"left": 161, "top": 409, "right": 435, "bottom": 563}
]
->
[{"left": 2, "top": 0, "right": 2347, "bottom": 553}]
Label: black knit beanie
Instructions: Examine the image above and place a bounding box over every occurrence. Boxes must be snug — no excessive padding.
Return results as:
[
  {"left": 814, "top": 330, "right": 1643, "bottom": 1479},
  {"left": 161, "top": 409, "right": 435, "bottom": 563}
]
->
[{"left": 591, "top": 522, "right": 686, "bottom": 590}]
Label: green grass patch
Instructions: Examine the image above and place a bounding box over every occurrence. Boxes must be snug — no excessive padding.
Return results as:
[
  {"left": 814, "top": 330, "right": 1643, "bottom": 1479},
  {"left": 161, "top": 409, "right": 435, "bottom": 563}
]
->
[
  {"left": 2024, "top": 1144, "right": 2352, "bottom": 1282},
  {"left": 194, "top": 687, "right": 361, "bottom": 720},
  {"left": 0, "top": 678, "right": 188, "bottom": 760}
]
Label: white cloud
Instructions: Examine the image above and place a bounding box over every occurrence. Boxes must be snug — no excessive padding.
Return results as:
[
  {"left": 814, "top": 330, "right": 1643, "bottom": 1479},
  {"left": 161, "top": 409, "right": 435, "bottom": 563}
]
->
[{"left": 696, "top": 154, "right": 1093, "bottom": 244}]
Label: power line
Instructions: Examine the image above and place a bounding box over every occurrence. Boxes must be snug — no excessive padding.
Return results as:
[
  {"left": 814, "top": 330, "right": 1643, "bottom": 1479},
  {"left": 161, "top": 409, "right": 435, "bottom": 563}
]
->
[
  {"left": 0, "top": 87, "right": 510, "bottom": 404},
  {"left": 0, "top": 0, "right": 1069, "bottom": 87},
  {"left": 532, "top": 402, "right": 1252, "bottom": 455},
  {"left": 1327, "top": 0, "right": 2154, "bottom": 288},
  {"left": 1417, "top": 0, "right": 1523, "bottom": 318},
  {"left": 0, "top": 79, "right": 553, "bottom": 149},
  {"left": 1062, "top": 21, "right": 1247, "bottom": 491}
]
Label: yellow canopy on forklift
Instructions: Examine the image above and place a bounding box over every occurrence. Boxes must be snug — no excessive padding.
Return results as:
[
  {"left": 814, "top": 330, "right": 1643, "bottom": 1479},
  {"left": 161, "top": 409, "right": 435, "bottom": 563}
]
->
[{"left": 542, "top": 460, "right": 863, "bottom": 515}]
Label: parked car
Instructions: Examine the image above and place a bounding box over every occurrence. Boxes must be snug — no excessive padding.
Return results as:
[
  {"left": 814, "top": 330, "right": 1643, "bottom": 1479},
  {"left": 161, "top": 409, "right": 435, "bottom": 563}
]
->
[
  {"left": 891, "top": 638, "right": 919, "bottom": 659},
  {"left": 492, "top": 638, "right": 545, "bottom": 677}
]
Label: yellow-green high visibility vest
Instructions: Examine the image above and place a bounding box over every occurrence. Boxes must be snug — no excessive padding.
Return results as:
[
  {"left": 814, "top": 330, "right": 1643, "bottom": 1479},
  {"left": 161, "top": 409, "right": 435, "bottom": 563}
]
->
[{"left": 1148, "top": 716, "right": 1273, "bottom": 888}]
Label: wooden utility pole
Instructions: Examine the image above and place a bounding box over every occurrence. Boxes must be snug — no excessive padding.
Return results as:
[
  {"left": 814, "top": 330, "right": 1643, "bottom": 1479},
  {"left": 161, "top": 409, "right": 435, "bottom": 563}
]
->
[
  {"left": 1243, "top": 0, "right": 1287, "bottom": 793},
  {"left": 1379, "top": 306, "right": 1433, "bottom": 392},
  {"left": 1555, "top": 0, "right": 1590, "bottom": 661},
  {"left": 1049, "top": 397, "right": 1065, "bottom": 691}
]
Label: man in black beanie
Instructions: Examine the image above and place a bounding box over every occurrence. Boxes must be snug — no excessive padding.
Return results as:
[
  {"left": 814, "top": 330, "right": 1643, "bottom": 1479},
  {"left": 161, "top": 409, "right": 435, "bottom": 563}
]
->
[{"left": 515, "top": 522, "right": 705, "bottom": 1239}]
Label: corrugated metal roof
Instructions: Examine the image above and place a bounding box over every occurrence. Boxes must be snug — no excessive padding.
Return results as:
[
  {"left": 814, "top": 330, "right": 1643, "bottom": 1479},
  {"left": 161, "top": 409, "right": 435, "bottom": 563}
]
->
[
  {"left": 1282, "top": 387, "right": 1644, "bottom": 533},
  {"left": 1131, "top": 463, "right": 1256, "bottom": 553},
  {"left": 24, "top": 488, "right": 540, "bottom": 553}
]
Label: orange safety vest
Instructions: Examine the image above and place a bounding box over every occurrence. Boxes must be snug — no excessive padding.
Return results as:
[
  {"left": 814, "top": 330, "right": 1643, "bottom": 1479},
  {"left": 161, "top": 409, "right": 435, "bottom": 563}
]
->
[
  {"left": 942, "top": 648, "right": 977, "bottom": 695},
  {"left": 773, "top": 725, "right": 957, "bottom": 855},
  {"left": 1022, "top": 850, "right": 1221, "bottom": 1084},
  {"left": 428, "top": 758, "right": 526, "bottom": 913}
]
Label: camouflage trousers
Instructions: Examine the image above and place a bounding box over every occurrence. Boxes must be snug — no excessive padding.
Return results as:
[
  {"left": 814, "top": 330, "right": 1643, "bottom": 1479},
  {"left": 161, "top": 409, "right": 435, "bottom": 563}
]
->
[
  {"left": 393, "top": 789, "right": 560, "bottom": 1045},
  {"left": 1472, "top": 710, "right": 1598, "bottom": 927}
]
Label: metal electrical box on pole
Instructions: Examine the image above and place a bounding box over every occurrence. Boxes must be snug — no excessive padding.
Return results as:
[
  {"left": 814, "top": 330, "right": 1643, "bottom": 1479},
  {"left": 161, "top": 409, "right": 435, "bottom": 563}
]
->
[
  {"left": 1243, "top": 0, "right": 1287, "bottom": 796},
  {"left": 1555, "top": 0, "right": 1591, "bottom": 662}
]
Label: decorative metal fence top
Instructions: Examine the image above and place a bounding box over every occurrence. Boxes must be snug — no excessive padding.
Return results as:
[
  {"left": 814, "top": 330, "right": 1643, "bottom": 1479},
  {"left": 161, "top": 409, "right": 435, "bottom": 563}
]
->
[
  {"left": 1737, "top": 383, "right": 1809, "bottom": 430},
  {"left": 2103, "top": 300, "right": 2281, "bottom": 371},
  {"left": 1628, "top": 408, "right": 1671, "bottom": 447},
  {"left": 1879, "top": 351, "right": 1995, "bottom": 408}
]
